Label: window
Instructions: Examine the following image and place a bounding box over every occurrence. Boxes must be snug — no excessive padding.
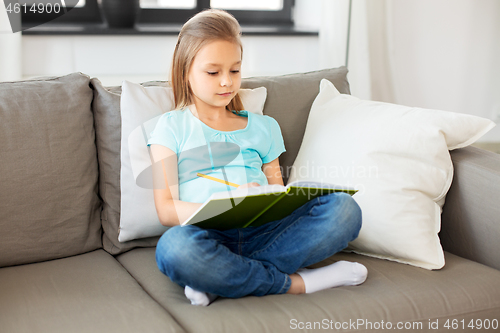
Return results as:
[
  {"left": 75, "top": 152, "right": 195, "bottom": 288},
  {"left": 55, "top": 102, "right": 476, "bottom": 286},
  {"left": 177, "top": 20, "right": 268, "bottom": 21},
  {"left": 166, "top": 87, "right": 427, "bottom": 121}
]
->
[
  {"left": 140, "top": 0, "right": 196, "bottom": 9},
  {"left": 138, "top": 0, "right": 292, "bottom": 25},
  {"left": 21, "top": 0, "right": 293, "bottom": 28},
  {"left": 210, "top": 0, "right": 283, "bottom": 11},
  {"left": 140, "top": 0, "right": 282, "bottom": 11}
]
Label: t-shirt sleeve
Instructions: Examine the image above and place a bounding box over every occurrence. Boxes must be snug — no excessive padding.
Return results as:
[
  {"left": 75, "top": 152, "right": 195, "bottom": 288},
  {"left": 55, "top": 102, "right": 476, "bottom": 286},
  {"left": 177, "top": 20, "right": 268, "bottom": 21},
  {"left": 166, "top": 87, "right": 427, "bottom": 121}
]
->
[
  {"left": 262, "top": 116, "right": 286, "bottom": 164},
  {"left": 147, "top": 112, "right": 178, "bottom": 154}
]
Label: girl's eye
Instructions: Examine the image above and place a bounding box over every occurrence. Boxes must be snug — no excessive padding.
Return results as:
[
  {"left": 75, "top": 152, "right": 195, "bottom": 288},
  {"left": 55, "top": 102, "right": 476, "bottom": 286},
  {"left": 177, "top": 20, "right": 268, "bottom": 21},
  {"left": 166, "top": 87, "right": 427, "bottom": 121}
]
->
[
  {"left": 207, "top": 72, "right": 218, "bottom": 75},
  {"left": 231, "top": 70, "right": 240, "bottom": 74}
]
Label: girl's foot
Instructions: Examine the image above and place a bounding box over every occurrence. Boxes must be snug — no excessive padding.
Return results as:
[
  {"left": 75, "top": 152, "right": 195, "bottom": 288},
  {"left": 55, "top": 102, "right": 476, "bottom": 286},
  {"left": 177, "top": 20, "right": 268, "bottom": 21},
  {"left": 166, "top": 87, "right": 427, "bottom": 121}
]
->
[
  {"left": 184, "top": 286, "right": 219, "bottom": 306},
  {"left": 296, "top": 261, "right": 368, "bottom": 294}
]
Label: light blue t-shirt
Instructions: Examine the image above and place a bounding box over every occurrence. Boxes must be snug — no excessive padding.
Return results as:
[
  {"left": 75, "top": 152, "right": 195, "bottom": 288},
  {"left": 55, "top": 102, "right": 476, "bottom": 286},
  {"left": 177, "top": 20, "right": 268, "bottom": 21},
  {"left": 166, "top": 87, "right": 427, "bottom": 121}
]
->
[{"left": 147, "top": 108, "right": 286, "bottom": 203}]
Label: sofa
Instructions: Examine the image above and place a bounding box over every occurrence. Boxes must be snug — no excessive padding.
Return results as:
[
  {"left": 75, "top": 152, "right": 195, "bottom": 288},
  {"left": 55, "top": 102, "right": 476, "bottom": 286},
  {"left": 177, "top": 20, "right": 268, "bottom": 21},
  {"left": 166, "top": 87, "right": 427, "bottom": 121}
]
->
[{"left": 1, "top": 67, "right": 499, "bottom": 333}]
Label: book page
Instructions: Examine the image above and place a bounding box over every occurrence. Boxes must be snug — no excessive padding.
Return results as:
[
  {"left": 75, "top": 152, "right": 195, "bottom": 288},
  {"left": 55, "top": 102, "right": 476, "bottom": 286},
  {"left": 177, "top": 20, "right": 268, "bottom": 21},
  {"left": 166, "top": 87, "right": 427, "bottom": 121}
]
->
[
  {"left": 286, "top": 180, "right": 356, "bottom": 192},
  {"left": 182, "top": 185, "right": 286, "bottom": 230},
  {"left": 209, "top": 184, "right": 286, "bottom": 200}
]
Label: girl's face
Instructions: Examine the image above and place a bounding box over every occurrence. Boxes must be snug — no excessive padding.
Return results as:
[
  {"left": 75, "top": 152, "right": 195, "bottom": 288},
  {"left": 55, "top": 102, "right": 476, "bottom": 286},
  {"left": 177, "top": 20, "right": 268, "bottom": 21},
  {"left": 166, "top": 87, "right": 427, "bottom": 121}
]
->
[{"left": 188, "top": 40, "right": 242, "bottom": 112}]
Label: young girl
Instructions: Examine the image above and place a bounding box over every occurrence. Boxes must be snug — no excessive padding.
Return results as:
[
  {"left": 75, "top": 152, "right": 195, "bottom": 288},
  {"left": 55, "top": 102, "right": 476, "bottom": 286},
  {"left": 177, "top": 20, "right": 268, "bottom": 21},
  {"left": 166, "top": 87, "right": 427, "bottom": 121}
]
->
[{"left": 148, "top": 9, "right": 367, "bottom": 306}]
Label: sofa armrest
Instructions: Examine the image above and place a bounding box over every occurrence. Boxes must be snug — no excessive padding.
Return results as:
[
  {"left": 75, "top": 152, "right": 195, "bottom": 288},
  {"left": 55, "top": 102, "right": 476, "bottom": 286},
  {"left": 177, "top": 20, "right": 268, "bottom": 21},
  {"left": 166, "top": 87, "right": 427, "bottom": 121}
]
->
[{"left": 441, "top": 146, "right": 500, "bottom": 271}]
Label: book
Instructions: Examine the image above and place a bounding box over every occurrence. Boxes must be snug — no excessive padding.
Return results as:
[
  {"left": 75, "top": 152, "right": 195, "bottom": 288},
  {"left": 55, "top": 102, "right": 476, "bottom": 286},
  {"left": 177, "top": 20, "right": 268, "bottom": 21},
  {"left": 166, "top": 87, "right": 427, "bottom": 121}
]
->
[{"left": 182, "top": 181, "right": 357, "bottom": 230}]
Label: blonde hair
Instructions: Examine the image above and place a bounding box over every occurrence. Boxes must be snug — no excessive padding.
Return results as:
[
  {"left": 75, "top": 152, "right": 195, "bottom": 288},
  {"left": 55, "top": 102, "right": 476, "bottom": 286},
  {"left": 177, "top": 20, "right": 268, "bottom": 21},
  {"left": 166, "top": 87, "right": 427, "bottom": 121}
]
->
[{"left": 171, "top": 9, "right": 244, "bottom": 112}]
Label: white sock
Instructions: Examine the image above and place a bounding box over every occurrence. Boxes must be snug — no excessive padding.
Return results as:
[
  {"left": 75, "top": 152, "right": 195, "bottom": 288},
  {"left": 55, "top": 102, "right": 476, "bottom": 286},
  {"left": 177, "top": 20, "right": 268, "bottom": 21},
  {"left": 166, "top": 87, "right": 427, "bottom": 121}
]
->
[
  {"left": 184, "top": 286, "right": 219, "bottom": 306},
  {"left": 296, "top": 261, "right": 368, "bottom": 294}
]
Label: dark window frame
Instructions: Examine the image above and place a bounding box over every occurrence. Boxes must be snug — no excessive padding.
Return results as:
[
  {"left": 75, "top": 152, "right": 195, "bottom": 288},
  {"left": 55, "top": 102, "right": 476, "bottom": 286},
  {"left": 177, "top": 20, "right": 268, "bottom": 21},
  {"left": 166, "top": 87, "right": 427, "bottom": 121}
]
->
[{"left": 22, "top": 0, "right": 294, "bottom": 26}]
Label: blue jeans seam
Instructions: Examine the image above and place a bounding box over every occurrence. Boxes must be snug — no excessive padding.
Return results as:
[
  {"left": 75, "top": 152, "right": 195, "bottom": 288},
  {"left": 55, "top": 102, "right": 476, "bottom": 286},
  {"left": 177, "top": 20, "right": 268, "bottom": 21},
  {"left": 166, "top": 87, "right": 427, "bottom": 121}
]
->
[
  {"left": 238, "top": 229, "right": 278, "bottom": 246},
  {"left": 238, "top": 229, "right": 243, "bottom": 255},
  {"left": 248, "top": 197, "right": 326, "bottom": 258},
  {"left": 277, "top": 274, "right": 291, "bottom": 294},
  {"left": 248, "top": 215, "right": 306, "bottom": 258}
]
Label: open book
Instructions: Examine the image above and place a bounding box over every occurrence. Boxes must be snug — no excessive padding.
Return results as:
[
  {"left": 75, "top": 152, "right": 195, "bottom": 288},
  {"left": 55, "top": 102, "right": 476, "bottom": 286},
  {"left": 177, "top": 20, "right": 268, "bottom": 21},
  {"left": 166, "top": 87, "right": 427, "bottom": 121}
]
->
[{"left": 182, "top": 181, "right": 357, "bottom": 230}]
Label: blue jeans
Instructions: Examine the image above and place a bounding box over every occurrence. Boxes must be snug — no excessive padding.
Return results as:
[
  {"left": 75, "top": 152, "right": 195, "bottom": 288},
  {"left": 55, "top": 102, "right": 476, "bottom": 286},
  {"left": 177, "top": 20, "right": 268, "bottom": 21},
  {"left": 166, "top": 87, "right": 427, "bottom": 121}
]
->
[{"left": 155, "top": 192, "right": 362, "bottom": 298}]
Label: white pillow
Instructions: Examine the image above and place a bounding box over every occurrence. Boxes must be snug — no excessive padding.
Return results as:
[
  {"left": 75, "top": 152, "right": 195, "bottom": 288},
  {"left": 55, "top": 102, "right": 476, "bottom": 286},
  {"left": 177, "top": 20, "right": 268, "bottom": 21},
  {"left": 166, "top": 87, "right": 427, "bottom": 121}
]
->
[
  {"left": 289, "top": 79, "right": 495, "bottom": 270},
  {"left": 119, "top": 81, "right": 267, "bottom": 242}
]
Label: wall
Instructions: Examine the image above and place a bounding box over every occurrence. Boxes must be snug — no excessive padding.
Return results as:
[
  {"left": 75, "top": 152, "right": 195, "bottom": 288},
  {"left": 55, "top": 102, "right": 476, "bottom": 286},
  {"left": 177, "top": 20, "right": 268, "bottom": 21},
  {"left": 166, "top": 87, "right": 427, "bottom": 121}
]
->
[
  {"left": 17, "top": 0, "right": 500, "bottom": 141},
  {"left": 22, "top": 34, "right": 321, "bottom": 85},
  {"left": 388, "top": 0, "right": 500, "bottom": 141},
  {"left": 0, "top": 5, "right": 21, "bottom": 81},
  {"left": 22, "top": 0, "right": 323, "bottom": 85}
]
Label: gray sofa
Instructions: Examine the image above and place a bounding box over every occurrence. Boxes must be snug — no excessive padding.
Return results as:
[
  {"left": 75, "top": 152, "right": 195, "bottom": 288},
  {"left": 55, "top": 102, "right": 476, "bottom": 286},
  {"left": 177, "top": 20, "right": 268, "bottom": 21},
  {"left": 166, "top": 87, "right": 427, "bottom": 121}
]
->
[{"left": 1, "top": 68, "right": 499, "bottom": 333}]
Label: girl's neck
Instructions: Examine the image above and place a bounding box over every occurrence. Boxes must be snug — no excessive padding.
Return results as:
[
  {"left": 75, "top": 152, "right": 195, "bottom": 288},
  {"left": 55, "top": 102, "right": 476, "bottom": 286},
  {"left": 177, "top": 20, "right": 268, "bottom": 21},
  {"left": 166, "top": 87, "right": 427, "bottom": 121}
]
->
[
  {"left": 189, "top": 103, "right": 231, "bottom": 122},
  {"left": 188, "top": 103, "right": 247, "bottom": 132}
]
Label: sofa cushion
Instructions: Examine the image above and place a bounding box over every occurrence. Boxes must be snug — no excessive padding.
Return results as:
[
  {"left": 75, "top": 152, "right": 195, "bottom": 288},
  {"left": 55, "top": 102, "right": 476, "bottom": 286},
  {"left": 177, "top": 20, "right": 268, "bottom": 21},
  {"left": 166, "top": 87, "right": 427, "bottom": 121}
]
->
[
  {"left": 91, "top": 67, "right": 351, "bottom": 255},
  {"left": 91, "top": 78, "right": 161, "bottom": 255},
  {"left": 442, "top": 146, "right": 500, "bottom": 271},
  {"left": 0, "top": 250, "right": 184, "bottom": 333},
  {"left": 0, "top": 73, "right": 102, "bottom": 267},
  {"left": 117, "top": 247, "right": 500, "bottom": 333},
  {"left": 288, "top": 79, "right": 495, "bottom": 270}
]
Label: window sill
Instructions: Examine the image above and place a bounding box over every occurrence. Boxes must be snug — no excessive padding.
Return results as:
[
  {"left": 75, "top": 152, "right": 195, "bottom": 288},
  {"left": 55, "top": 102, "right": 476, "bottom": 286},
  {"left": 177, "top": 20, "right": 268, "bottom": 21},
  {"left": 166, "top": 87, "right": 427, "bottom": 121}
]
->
[{"left": 21, "top": 23, "right": 318, "bottom": 36}]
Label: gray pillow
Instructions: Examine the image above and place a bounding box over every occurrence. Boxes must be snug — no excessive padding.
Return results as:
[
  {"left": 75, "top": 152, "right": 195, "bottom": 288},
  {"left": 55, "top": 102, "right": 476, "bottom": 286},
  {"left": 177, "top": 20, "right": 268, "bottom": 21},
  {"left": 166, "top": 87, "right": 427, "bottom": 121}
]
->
[
  {"left": 91, "top": 78, "right": 163, "bottom": 255},
  {"left": 240, "top": 67, "right": 351, "bottom": 184},
  {"left": 0, "top": 73, "right": 102, "bottom": 267},
  {"left": 91, "top": 67, "right": 351, "bottom": 255}
]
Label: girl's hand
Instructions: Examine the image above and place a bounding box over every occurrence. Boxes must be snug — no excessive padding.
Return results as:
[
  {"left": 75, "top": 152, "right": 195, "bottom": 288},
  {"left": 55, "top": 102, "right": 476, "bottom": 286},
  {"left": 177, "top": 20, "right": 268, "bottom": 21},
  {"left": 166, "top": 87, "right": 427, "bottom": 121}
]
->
[{"left": 237, "top": 182, "right": 260, "bottom": 189}]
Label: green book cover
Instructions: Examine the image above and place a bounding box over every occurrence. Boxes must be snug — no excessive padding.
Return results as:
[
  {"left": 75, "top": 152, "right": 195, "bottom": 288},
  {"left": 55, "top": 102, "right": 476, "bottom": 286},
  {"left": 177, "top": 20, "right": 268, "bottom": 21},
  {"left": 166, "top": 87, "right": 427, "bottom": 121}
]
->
[{"left": 182, "top": 181, "right": 357, "bottom": 231}]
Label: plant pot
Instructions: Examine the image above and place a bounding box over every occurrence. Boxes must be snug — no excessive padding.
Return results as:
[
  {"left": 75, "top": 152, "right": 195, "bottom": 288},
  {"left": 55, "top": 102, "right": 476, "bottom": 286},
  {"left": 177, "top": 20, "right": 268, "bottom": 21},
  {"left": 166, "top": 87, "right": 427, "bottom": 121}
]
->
[{"left": 101, "top": 0, "right": 140, "bottom": 28}]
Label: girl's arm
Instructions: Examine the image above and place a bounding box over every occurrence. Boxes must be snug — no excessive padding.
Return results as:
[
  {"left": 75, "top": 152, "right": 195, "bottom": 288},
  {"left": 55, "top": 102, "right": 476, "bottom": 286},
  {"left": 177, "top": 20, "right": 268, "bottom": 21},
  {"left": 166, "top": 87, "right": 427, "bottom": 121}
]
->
[
  {"left": 150, "top": 144, "right": 202, "bottom": 227},
  {"left": 238, "top": 157, "right": 283, "bottom": 189},
  {"left": 262, "top": 157, "right": 284, "bottom": 186}
]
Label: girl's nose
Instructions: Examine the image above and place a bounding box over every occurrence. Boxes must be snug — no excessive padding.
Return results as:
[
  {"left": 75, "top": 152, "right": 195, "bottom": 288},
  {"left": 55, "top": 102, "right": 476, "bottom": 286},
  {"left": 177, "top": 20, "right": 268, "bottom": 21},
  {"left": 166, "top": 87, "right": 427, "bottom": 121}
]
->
[{"left": 220, "top": 73, "right": 232, "bottom": 87}]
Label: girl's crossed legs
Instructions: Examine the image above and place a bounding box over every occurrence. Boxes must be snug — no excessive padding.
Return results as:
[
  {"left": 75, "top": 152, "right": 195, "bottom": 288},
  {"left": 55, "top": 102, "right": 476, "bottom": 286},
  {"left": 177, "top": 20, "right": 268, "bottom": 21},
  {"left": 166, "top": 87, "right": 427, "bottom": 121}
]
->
[{"left": 155, "top": 192, "right": 365, "bottom": 301}]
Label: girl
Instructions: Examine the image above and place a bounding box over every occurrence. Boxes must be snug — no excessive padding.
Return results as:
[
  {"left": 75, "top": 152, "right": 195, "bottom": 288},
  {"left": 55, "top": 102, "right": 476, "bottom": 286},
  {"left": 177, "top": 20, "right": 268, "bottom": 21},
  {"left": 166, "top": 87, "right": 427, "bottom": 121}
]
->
[{"left": 148, "top": 9, "right": 367, "bottom": 306}]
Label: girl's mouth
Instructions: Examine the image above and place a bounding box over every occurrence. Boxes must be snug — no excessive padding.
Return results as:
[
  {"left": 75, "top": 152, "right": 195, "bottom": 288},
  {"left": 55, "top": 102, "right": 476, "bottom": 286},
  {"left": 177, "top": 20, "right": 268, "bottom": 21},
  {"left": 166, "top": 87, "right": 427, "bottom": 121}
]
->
[{"left": 217, "top": 92, "right": 233, "bottom": 97}]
